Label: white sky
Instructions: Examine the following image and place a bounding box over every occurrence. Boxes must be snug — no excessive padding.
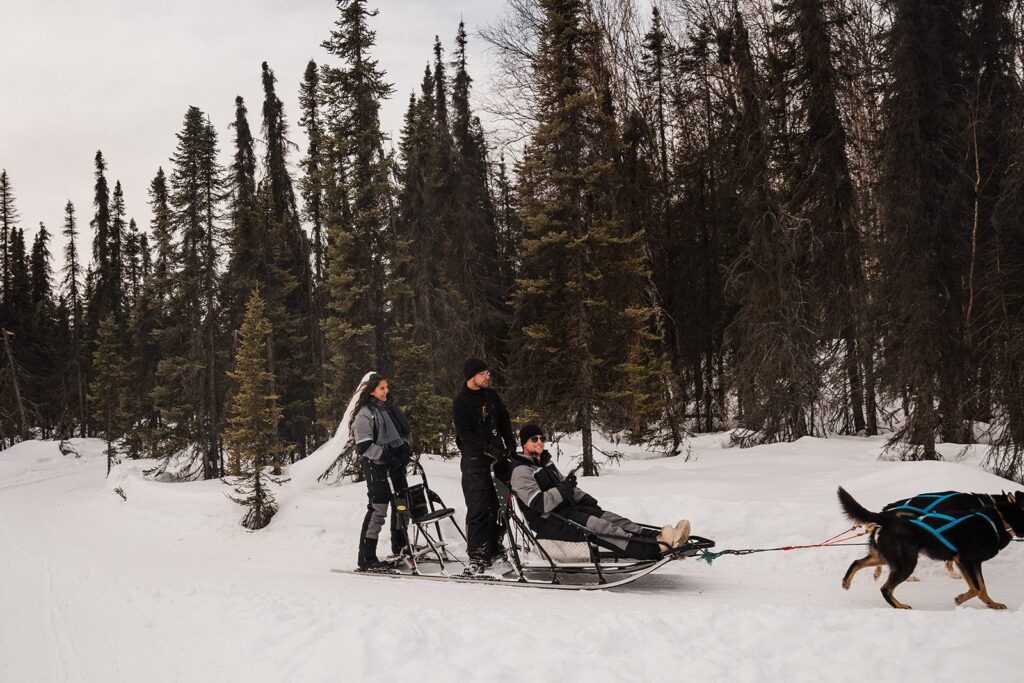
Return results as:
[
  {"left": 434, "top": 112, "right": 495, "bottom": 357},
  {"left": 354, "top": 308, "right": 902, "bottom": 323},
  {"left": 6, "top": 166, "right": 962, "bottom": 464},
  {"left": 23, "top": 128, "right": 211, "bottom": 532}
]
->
[{"left": 1, "top": 0, "right": 505, "bottom": 270}]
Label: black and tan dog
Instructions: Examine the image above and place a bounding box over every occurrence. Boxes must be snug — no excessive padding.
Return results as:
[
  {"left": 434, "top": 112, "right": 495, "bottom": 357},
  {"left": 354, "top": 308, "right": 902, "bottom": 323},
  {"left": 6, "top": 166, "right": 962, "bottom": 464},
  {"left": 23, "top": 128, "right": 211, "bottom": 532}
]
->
[
  {"left": 837, "top": 486, "right": 1024, "bottom": 609},
  {"left": 872, "top": 491, "right": 1022, "bottom": 580}
]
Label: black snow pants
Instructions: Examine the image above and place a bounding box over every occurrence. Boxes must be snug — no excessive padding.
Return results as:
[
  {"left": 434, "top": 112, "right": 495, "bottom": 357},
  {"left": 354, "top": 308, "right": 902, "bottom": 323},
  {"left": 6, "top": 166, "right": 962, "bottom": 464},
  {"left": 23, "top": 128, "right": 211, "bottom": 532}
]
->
[
  {"left": 359, "top": 458, "right": 410, "bottom": 554},
  {"left": 462, "top": 469, "right": 505, "bottom": 563}
]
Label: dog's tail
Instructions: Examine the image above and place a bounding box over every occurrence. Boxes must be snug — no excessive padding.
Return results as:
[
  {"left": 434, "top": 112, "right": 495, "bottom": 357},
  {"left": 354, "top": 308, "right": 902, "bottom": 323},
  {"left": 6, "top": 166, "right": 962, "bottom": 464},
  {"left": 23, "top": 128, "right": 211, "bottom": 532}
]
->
[{"left": 837, "top": 486, "right": 888, "bottom": 526}]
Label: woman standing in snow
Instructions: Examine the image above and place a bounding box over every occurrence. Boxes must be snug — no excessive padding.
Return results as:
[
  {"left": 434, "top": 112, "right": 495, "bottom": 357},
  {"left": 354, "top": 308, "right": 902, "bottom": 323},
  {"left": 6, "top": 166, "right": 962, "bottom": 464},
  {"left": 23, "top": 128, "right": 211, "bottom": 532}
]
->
[{"left": 349, "top": 372, "right": 414, "bottom": 570}]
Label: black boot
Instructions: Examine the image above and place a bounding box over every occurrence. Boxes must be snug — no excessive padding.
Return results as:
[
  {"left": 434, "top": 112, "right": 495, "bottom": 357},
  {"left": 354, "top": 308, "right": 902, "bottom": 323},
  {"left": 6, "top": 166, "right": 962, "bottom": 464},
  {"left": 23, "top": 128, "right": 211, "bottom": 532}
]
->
[{"left": 357, "top": 537, "right": 382, "bottom": 571}]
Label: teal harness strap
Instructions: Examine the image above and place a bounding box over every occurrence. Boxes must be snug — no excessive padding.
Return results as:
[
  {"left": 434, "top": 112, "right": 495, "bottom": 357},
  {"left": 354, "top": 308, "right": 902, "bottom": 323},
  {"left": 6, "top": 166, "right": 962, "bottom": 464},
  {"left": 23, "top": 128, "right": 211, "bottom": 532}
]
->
[
  {"left": 891, "top": 492, "right": 962, "bottom": 516},
  {"left": 907, "top": 511, "right": 1002, "bottom": 554}
]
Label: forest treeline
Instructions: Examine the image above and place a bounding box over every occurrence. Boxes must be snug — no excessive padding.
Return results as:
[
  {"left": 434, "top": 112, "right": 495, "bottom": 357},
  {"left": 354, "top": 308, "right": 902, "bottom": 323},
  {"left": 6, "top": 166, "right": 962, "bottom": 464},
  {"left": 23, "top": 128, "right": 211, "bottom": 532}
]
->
[{"left": 2, "top": 0, "right": 1024, "bottom": 483}]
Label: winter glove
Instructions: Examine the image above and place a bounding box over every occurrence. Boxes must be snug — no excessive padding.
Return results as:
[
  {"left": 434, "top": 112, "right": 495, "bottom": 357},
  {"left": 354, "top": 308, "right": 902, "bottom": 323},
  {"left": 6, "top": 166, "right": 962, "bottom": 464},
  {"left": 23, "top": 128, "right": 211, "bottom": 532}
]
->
[
  {"left": 578, "top": 493, "right": 599, "bottom": 508},
  {"left": 556, "top": 483, "right": 576, "bottom": 506},
  {"left": 394, "top": 443, "right": 413, "bottom": 467},
  {"left": 486, "top": 445, "right": 510, "bottom": 463},
  {"left": 565, "top": 472, "right": 578, "bottom": 488},
  {"left": 378, "top": 448, "right": 396, "bottom": 466}
]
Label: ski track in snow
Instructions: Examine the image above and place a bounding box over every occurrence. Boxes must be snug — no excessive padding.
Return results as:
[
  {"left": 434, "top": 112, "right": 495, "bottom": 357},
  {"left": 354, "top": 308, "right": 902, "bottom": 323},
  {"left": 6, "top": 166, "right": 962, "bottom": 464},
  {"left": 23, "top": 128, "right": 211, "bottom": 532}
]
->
[{"left": 1, "top": 434, "right": 1021, "bottom": 682}]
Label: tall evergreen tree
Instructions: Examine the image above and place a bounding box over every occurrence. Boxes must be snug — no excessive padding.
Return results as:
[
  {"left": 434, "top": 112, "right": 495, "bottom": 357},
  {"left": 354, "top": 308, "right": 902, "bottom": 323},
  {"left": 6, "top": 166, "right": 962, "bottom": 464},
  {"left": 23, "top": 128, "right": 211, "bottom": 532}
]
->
[
  {"left": 257, "top": 61, "right": 318, "bottom": 460},
  {"left": 877, "top": 0, "right": 971, "bottom": 457},
  {"left": 27, "top": 223, "right": 60, "bottom": 437},
  {"left": 510, "top": 0, "right": 660, "bottom": 475},
  {"left": 123, "top": 218, "right": 142, "bottom": 310},
  {"left": 319, "top": 0, "right": 395, "bottom": 426},
  {"left": 0, "top": 169, "right": 18, "bottom": 308},
  {"left": 298, "top": 59, "right": 327, "bottom": 283},
  {"left": 224, "top": 95, "right": 260, "bottom": 335},
  {"left": 725, "top": 11, "right": 819, "bottom": 445},
  {"left": 61, "top": 201, "right": 87, "bottom": 436},
  {"left": 89, "top": 314, "right": 129, "bottom": 475},
  {"left": 152, "top": 107, "right": 226, "bottom": 479},
  {"left": 88, "top": 151, "right": 114, "bottom": 326},
  {"left": 109, "top": 180, "right": 127, "bottom": 322},
  {"left": 779, "top": 0, "right": 870, "bottom": 435},
  {"left": 224, "top": 288, "right": 285, "bottom": 529},
  {"left": 129, "top": 170, "right": 173, "bottom": 455},
  {"left": 448, "top": 22, "right": 508, "bottom": 370}
]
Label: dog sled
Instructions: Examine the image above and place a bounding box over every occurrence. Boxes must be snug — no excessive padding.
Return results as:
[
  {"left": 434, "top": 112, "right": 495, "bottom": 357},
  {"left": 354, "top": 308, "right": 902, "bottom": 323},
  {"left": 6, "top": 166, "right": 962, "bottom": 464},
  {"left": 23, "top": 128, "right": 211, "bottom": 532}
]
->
[{"left": 334, "top": 462, "right": 714, "bottom": 591}]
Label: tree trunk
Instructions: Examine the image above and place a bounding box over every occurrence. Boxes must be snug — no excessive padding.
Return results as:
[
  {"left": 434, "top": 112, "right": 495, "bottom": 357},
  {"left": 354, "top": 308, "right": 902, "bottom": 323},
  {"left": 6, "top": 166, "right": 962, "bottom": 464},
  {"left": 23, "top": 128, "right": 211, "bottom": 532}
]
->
[{"left": 844, "top": 330, "right": 866, "bottom": 434}]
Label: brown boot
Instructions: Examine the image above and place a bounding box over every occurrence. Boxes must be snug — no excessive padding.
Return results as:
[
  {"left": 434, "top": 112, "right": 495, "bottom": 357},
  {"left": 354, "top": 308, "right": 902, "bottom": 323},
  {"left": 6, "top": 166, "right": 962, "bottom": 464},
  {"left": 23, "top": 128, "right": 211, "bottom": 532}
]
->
[
  {"left": 671, "top": 520, "right": 691, "bottom": 548},
  {"left": 656, "top": 525, "right": 675, "bottom": 552}
]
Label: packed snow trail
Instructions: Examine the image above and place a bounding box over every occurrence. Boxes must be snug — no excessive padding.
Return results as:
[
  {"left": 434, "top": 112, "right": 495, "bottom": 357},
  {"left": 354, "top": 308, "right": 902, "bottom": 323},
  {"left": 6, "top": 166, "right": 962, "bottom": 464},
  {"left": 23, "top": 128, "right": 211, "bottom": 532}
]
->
[{"left": 1, "top": 434, "right": 1022, "bottom": 682}]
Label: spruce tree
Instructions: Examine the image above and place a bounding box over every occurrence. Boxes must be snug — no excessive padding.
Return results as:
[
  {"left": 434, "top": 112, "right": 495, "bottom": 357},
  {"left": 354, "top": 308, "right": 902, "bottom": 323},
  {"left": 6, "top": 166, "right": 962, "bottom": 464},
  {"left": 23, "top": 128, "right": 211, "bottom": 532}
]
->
[
  {"left": 130, "top": 170, "right": 173, "bottom": 456},
  {"left": 319, "top": 0, "right": 395, "bottom": 426},
  {"left": 88, "top": 151, "right": 114, "bottom": 326},
  {"left": 123, "top": 218, "right": 142, "bottom": 310},
  {"left": 0, "top": 169, "right": 18, "bottom": 308},
  {"left": 224, "top": 95, "right": 260, "bottom": 335},
  {"left": 510, "top": 0, "right": 660, "bottom": 475},
  {"left": 153, "top": 107, "right": 226, "bottom": 479},
  {"left": 224, "top": 288, "right": 285, "bottom": 529},
  {"left": 779, "top": 0, "right": 869, "bottom": 434},
  {"left": 89, "top": 314, "right": 129, "bottom": 475},
  {"left": 109, "top": 180, "right": 127, "bottom": 322},
  {"left": 28, "top": 223, "right": 59, "bottom": 436},
  {"left": 448, "top": 23, "right": 507, "bottom": 369},
  {"left": 257, "top": 61, "right": 318, "bottom": 461},
  {"left": 298, "top": 60, "right": 327, "bottom": 283},
  {"left": 724, "top": 11, "right": 819, "bottom": 445},
  {"left": 2, "top": 227, "right": 34, "bottom": 445},
  {"left": 61, "top": 201, "right": 87, "bottom": 436},
  {"left": 877, "top": 0, "right": 971, "bottom": 457},
  {"left": 391, "top": 72, "right": 455, "bottom": 453}
]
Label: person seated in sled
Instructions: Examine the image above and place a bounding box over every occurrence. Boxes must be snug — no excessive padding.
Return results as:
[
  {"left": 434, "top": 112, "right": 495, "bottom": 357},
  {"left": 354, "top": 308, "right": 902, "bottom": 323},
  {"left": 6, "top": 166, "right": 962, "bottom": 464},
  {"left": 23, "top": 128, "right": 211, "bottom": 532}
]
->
[{"left": 507, "top": 424, "right": 691, "bottom": 559}]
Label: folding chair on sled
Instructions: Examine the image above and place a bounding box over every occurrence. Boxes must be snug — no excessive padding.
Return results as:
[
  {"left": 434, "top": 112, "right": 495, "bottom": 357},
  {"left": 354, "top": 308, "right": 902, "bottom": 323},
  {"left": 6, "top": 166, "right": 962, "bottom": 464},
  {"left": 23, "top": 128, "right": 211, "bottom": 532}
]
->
[
  {"left": 491, "top": 470, "right": 716, "bottom": 588},
  {"left": 384, "top": 458, "right": 469, "bottom": 575}
]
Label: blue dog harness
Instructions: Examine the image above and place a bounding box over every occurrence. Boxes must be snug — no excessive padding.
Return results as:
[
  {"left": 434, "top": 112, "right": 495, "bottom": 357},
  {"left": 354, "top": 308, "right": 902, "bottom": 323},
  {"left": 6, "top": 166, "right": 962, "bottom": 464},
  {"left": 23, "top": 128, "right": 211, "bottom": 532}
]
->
[
  {"left": 906, "top": 511, "right": 1002, "bottom": 553},
  {"left": 889, "top": 492, "right": 963, "bottom": 516}
]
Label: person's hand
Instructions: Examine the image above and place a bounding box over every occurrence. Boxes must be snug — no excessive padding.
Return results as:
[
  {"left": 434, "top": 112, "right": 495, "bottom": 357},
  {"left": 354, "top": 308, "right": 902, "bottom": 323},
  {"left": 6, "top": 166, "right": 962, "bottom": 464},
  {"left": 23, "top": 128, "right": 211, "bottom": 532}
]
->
[
  {"left": 486, "top": 445, "right": 509, "bottom": 463},
  {"left": 396, "top": 443, "right": 413, "bottom": 466},
  {"left": 578, "top": 493, "right": 598, "bottom": 507},
  {"left": 565, "top": 472, "right": 578, "bottom": 488},
  {"left": 556, "top": 483, "right": 575, "bottom": 505}
]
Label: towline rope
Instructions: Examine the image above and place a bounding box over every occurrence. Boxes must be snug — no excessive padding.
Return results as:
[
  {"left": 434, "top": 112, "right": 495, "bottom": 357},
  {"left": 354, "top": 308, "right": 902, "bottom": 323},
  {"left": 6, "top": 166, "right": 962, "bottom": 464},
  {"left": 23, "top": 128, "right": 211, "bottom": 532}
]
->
[{"left": 698, "top": 526, "right": 871, "bottom": 566}]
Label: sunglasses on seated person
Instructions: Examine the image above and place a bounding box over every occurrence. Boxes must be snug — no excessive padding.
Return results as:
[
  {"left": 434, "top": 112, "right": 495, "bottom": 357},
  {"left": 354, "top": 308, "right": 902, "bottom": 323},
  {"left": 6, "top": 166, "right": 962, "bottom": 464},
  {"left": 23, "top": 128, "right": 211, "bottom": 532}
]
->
[{"left": 528, "top": 435, "right": 544, "bottom": 443}]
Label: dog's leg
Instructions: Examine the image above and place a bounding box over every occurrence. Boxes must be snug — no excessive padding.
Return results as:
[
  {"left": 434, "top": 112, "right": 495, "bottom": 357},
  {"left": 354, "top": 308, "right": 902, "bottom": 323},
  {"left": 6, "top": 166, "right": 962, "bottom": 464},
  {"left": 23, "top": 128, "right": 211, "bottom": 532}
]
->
[
  {"left": 880, "top": 552, "right": 917, "bottom": 609},
  {"left": 945, "top": 559, "right": 961, "bottom": 580},
  {"left": 953, "top": 557, "right": 978, "bottom": 605},
  {"left": 971, "top": 563, "right": 1007, "bottom": 610},
  {"left": 843, "top": 549, "right": 885, "bottom": 590}
]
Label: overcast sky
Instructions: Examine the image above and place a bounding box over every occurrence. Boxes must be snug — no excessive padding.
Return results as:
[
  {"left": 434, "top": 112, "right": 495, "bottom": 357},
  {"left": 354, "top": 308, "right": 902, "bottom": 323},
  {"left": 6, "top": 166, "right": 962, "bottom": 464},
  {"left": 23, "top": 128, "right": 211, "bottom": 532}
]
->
[{"left": 1, "top": 0, "right": 506, "bottom": 269}]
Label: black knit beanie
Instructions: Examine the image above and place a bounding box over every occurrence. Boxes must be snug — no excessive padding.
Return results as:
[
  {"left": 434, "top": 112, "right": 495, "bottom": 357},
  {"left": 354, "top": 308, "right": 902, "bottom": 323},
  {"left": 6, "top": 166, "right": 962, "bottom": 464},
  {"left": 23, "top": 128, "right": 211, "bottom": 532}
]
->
[
  {"left": 463, "top": 357, "right": 488, "bottom": 381},
  {"left": 519, "top": 423, "right": 545, "bottom": 447}
]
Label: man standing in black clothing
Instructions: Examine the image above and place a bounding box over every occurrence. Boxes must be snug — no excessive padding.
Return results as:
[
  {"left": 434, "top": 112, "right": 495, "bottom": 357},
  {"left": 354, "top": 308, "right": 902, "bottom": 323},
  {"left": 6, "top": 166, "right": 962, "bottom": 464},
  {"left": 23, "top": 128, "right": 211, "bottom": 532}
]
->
[{"left": 453, "top": 357, "right": 516, "bottom": 574}]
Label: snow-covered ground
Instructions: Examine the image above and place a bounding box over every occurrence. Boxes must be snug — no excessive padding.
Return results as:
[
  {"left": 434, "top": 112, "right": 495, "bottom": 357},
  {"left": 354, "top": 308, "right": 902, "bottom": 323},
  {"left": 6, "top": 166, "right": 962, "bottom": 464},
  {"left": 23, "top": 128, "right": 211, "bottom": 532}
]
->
[{"left": 1, "top": 432, "right": 1021, "bottom": 682}]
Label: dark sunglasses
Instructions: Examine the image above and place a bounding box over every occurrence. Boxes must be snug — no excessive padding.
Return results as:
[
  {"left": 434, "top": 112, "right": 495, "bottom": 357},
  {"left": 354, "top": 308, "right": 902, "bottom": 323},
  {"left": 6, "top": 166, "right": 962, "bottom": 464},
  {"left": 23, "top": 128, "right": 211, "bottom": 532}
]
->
[{"left": 528, "top": 435, "right": 545, "bottom": 443}]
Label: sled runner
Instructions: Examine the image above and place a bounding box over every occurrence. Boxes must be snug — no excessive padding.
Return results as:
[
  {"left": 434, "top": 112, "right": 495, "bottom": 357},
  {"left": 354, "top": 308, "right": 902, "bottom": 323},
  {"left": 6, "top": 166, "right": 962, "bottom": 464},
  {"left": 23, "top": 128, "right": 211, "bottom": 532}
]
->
[{"left": 338, "top": 463, "right": 714, "bottom": 590}]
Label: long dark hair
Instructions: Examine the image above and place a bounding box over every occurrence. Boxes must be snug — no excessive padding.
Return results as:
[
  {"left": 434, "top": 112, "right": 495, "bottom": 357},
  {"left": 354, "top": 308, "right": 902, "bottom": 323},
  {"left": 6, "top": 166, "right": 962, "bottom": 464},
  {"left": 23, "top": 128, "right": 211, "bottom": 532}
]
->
[{"left": 349, "top": 373, "right": 386, "bottom": 436}]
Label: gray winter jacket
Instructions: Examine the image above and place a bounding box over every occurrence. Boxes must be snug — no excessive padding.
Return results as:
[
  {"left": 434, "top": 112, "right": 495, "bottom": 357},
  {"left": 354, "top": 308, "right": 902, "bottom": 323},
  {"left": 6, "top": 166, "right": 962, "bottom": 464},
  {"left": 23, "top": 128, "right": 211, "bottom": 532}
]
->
[{"left": 352, "top": 400, "right": 411, "bottom": 462}]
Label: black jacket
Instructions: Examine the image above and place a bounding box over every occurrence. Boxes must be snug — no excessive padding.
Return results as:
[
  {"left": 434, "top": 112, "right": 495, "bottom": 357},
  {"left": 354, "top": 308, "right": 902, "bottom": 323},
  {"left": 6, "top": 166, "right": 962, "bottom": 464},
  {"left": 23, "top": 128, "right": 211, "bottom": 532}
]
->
[{"left": 452, "top": 385, "right": 515, "bottom": 472}]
